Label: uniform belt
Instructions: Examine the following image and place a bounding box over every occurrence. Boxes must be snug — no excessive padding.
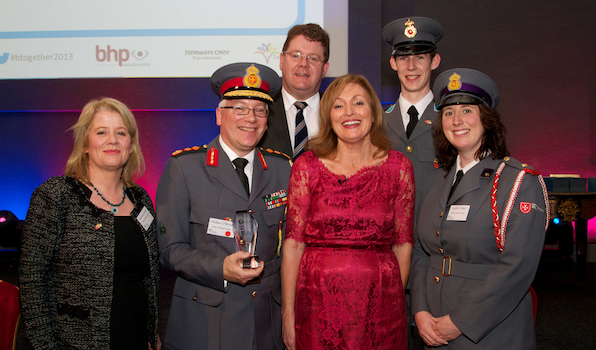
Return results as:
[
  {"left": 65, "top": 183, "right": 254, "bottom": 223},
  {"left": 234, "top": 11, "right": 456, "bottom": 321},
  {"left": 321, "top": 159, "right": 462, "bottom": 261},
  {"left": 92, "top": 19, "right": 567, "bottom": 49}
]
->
[{"left": 429, "top": 255, "right": 492, "bottom": 280}]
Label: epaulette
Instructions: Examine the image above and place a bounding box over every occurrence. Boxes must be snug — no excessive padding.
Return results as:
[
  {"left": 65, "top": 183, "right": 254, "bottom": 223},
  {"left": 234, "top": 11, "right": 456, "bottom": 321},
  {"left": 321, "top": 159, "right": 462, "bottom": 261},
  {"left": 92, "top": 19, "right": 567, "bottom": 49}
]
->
[
  {"left": 259, "top": 147, "right": 293, "bottom": 166},
  {"left": 501, "top": 156, "right": 534, "bottom": 171},
  {"left": 171, "top": 145, "right": 209, "bottom": 157}
]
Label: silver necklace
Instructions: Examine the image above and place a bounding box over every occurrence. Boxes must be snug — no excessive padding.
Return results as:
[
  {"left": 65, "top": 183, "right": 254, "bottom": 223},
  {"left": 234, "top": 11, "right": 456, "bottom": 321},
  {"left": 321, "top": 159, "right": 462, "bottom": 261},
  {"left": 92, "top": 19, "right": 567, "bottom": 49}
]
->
[{"left": 90, "top": 182, "right": 126, "bottom": 214}]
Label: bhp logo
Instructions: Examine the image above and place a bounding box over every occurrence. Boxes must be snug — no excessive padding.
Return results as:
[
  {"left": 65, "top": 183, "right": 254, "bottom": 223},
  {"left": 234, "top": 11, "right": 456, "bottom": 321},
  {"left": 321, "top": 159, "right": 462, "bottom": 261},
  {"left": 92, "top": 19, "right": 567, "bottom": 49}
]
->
[{"left": 96, "top": 45, "right": 130, "bottom": 66}]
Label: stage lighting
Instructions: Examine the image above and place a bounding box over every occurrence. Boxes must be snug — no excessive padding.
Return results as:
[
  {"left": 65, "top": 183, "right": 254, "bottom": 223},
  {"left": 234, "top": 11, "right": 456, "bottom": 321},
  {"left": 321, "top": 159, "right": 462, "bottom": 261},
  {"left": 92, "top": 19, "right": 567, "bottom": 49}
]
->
[
  {"left": 0, "top": 210, "right": 20, "bottom": 248},
  {"left": 553, "top": 217, "right": 561, "bottom": 225}
]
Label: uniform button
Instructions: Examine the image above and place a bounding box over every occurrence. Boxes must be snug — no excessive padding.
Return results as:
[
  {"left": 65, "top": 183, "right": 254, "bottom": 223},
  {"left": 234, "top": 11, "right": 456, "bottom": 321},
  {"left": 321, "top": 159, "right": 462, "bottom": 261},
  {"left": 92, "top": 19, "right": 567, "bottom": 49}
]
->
[
  {"left": 252, "top": 291, "right": 257, "bottom": 298},
  {"left": 436, "top": 230, "right": 440, "bottom": 237},
  {"left": 192, "top": 297, "right": 197, "bottom": 301},
  {"left": 406, "top": 146, "right": 413, "bottom": 153},
  {"left": 248, "top": 209, "right": 254, "bottom": 214},
  {"left": 439, "top": 211, "right": 443, "bottom": 217},
  {"left": 434, "top": 276, "right": 440, "bottom": 283},
  {"left": 439, "top": 248, "right": 444, "bottom": 254}
]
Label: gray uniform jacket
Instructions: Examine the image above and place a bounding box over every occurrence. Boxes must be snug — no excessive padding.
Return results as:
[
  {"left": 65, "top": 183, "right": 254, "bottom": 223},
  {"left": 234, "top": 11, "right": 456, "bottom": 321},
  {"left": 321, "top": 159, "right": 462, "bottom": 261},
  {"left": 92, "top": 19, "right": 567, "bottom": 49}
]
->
[
  {"left": 411, "top": 157, "right": 548, "bottom": 349},
  {"left": 19, "top": 176, "right": 159, "bottom": 349},
  {"left": 385, "top": 100, "right": 440, "bottom": 206},
  {"left": 156, "top": 137, "right": 292, "bottom": 350}
]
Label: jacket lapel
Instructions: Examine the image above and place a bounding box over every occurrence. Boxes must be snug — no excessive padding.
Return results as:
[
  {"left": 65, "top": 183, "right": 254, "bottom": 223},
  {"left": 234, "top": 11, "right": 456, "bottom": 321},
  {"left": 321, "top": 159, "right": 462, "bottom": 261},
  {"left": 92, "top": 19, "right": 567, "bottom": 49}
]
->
[
  {"left": 249, "top": 149, "right": 270, "bottom": 206},
  {"left": 447, "top": 158, "right": 499, "bottom": 205},
  {"left": 209, "top": 138, "right": 250, "bottom": 200},
  {"left": 386, "top": 103, "right": 408, "bottom": 142},
  {"left": 408, "top": 103, "right": 437, "bottom": 141},
  {"left": 268, "top": 93, "right": 292, "bottom": 156}
]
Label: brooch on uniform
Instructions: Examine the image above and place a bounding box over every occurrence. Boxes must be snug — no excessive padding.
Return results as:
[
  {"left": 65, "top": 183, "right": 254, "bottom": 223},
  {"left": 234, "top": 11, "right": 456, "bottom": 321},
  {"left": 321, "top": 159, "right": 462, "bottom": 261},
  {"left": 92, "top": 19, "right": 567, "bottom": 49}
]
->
[
  {"left": 481, "top": 168, "right": 494, "bottom": 178},
  {"left": 263, "top": 189, "right": 287, "bottom": 210}
]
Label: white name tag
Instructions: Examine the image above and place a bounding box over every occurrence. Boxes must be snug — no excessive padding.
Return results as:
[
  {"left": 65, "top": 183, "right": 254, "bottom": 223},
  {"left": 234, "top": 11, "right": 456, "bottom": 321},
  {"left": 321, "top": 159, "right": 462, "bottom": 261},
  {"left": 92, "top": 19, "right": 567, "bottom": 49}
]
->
[
  {"left": 137, "top": 206, "right": 154, "bottom": 231},
  {"left": 447, "top": 205, "right": 470, "bottom": 221},
  {"left": 207, "top": 218, "right": 234, "bottom": 238}
]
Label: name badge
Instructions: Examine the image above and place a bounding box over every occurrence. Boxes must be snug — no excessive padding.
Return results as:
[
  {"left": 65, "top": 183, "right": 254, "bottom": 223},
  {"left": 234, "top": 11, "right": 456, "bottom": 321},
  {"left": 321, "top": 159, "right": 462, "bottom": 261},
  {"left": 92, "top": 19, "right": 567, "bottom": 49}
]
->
[
  {"left": 137, "top": 206, "right": 154, "bottom": 231},
  {"left": 447, "top": 205, "right": 470, "bottom": 221},
  {"left": 207, "top": 218, "right": 234, "bottom": 238}
]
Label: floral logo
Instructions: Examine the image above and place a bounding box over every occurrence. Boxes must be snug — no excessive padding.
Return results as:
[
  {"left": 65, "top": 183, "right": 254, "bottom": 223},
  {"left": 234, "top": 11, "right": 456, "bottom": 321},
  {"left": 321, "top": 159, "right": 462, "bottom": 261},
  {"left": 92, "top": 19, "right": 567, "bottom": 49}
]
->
[{"left": 255, "top": 43, "right": 282, "bottom": 64}]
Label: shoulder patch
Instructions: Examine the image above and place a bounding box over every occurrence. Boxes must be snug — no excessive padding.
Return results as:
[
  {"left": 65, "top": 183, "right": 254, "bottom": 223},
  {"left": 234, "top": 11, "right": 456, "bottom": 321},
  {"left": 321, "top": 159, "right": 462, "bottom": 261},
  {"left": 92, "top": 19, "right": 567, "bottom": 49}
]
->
[
  {"left": 502, "top": 156, "right": 534, "bottom": 171},
  {"left": 171, "top": 145, "right": 209, "bottom": 157},
  {"left": 259, "top": 147, "right": 293, "bottom": 165}
]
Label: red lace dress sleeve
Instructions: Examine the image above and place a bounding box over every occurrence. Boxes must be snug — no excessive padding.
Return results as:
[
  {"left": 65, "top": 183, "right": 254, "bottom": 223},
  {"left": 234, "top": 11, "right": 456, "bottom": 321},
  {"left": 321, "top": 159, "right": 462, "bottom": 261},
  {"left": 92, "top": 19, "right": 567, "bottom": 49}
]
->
[{"left": 393, "top": 153, "right": 415, "bottom": 247}]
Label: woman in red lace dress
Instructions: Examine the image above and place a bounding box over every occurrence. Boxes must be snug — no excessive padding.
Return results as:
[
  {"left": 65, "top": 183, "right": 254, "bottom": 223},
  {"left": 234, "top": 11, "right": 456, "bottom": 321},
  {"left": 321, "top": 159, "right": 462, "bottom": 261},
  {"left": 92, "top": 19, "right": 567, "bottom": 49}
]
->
[{"left": 281, "top": 74, "right": 415, "bottom": 350}]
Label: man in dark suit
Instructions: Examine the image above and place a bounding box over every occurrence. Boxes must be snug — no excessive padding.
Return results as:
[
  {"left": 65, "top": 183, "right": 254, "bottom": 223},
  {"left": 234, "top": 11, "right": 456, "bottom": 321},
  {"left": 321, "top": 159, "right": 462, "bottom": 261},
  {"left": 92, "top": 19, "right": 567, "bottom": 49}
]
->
[
  {"left": 382, "top": 17, "right": 444, "bottom": 350},
  {"left": 258, "top": 23, "right": 330, "bottom": 159},
  {"left": 157, "top": 62, "right": 292, "bottom": 350}
]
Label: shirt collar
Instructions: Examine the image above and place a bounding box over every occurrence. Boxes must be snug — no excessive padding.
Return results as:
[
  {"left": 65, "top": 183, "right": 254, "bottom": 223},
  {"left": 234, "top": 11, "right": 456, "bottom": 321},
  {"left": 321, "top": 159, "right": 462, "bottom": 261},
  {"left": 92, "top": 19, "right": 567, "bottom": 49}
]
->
[
  {"left": 398, "top": 90, "right": 434, "bottom": 119},
  {"left": 455, "top": 154, "right": 480, "bottom": 175},
  {"left": 281, "top": 87, "right": 320, "bottom": 113},
  {"left": 219, "top": 135, "right": 255, "bottom": 167}
]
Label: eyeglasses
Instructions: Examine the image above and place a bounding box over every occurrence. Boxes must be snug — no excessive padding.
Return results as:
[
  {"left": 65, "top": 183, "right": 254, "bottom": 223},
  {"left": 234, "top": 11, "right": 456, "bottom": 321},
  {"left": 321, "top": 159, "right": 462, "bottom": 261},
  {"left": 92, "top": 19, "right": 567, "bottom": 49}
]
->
[
  {"left": 283, "top": 51, "right": 324, "bottom": 66},
  {"left": 220, "top": 106, "right": 269, "bottom": 117}
]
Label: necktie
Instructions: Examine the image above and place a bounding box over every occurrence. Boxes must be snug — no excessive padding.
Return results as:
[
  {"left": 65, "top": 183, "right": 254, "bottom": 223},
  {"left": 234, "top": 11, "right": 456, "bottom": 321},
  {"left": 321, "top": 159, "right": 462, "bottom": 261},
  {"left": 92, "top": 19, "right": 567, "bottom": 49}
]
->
[
  {"left": 406, "top": 105, "right": 419, "bottom": 139},
  {"left": 294, "top": 101, "right": 308, "bottom": 159},
  {"left": 448, "top": 170, "right": 464, "bottom": 201},
  {"left": 232, "top": 158, "right": 250, "bottom": 196}
]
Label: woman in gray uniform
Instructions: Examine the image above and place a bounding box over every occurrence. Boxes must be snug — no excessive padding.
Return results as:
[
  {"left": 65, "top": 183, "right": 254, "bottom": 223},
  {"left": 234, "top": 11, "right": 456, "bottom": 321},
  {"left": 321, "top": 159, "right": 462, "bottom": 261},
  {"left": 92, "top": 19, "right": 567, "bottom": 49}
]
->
[{"left": 411, "top": 68, "right": 549, "bottom": 349}]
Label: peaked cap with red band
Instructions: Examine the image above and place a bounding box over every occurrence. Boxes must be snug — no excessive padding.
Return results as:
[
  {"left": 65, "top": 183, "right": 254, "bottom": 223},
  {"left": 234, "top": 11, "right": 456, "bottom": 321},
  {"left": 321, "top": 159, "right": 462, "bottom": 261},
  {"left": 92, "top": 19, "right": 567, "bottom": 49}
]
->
[{"left": 210, "top": 62, "right": 281, "bottom": 103}]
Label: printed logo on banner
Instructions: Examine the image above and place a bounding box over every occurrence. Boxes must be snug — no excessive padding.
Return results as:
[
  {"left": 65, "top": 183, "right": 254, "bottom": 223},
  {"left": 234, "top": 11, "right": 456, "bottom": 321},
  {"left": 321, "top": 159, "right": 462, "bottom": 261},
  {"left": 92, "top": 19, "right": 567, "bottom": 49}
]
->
[
  {"left": 96, "top": 45, "right": 150, "bottom": 67},
  {"left": 255, "top": 43, "right": 282, "bottom": 64},
  {"left": 184, "top": 49, "right": 230, "bottom": 61},
  {"left": 0, "top": 52, "right": 9, "bottom": 65},
  {"left": 132, "top": 50, "right": 149, "bottom": 60}
]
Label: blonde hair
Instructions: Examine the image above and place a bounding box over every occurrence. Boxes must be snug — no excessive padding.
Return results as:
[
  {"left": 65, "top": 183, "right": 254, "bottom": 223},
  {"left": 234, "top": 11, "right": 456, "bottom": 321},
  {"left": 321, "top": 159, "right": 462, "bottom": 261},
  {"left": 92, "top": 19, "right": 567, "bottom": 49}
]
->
[
  {"left": 309, "top": 74, "right": 392, "bottom": 159},
  {"left": 64, "top": 97, "right": 145, "bottom": 187}
]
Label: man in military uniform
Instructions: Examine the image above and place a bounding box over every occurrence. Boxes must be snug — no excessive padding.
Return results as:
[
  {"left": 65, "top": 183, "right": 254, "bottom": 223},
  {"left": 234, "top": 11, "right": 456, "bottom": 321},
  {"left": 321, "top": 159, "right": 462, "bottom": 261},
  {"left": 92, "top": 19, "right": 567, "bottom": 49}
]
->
[
  {"left": 383, "top": 16, "right": 444, "bottom": 200},
  {"left": 382, "top": 17, "right": 444, "bottom": 350},
  {"left": 156, "top": 62, "right": 291, "bottom": 350},
  {"left": 258, "top": 23, "right": 330, "bottom": 159}
]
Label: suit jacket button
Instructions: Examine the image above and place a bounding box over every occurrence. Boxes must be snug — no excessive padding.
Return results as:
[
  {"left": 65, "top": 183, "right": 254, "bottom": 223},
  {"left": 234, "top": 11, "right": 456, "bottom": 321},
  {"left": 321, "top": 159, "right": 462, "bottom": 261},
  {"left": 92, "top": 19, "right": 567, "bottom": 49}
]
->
[
  {"left": 252, "top": 291, "right": 257, "bottom": 298},
  {"left": 406, "top": 146, "right": 413, "bottom": 153},
  {"left": 434, "top": 276, "right": 440, "bottom": 283},
  {"left": 436, "top": 230, "right": 440, "bottom": 237},
  {"left": 439, "top": 248, "right": 444, "bottom": 254},
  {"left": 192, "top": 296, "right": 197, "bottom": 301}
]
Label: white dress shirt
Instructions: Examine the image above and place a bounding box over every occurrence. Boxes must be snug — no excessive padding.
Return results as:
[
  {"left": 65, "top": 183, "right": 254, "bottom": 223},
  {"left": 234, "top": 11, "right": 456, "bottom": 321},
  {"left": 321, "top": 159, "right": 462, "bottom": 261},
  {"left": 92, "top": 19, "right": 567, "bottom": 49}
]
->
[
  {"left": 281, "top": 87, "right": 320, "bottom": 149},
  {"left": 398, "top": 90, "right": 434, "bottom": 131}
]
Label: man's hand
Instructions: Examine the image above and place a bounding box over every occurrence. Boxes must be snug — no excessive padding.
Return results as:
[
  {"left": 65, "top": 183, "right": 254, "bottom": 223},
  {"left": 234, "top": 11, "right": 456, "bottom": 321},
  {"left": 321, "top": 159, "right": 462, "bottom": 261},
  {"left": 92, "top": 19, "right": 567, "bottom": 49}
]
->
[{"left": 223, "top": 251, "right": 264, "bottom": 285}]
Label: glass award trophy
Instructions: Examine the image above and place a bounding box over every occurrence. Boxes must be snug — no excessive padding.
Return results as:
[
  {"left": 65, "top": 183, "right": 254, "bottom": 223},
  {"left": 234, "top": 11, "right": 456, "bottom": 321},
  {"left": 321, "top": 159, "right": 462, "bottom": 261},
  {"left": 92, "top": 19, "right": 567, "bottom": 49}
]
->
[{"left": 233, "top": 210, "right": 260, "bottom": 269}]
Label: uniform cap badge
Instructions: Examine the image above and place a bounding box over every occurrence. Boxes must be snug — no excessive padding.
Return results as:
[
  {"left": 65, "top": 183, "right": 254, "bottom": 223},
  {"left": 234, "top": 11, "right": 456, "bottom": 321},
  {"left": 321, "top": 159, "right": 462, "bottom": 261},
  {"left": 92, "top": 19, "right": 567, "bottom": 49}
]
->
[
  {"left": 404, "top": 19, "right": 417, "bottom": 39},
  {"left": 448, "top": 73, "right": 462, "bottom": 91},
  {"left": 244, "top": 65, "right": 262, "bottom": 89}
]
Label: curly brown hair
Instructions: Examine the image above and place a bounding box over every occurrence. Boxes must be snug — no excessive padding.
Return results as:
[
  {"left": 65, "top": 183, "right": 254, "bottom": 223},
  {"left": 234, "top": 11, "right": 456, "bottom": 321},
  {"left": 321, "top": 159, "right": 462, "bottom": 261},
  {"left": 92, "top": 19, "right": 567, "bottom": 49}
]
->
[{"left": 434, "top": 104, "right": 509, "bottom": 169}]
